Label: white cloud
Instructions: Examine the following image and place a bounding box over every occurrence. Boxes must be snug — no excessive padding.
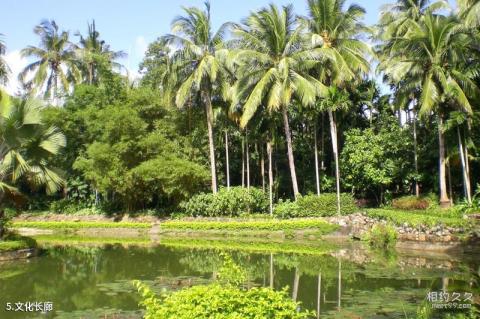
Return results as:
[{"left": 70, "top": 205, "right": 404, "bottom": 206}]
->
[
  {"left": 2, "top": 50, "right": 28, "bottom": 96},
  {"left": 134, "top": 36, "right": 148, "bottom": 57},
  {"left": 120, "top": 35, "right": 149, "bottom": 85}
]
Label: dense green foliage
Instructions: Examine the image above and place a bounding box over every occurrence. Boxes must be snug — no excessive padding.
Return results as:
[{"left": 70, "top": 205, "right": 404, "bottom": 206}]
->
[
  {"left": 366, "top": 209, "right": 469, "bottom": 228},
  {"left": 0, "top": 0, "right": 479, "bottom": 219},
  {"left": 135, "top": 283, "right": 311, "bottom": 319},
  {"left": 341, "top": 115, "right": 414, "bottom": 201},
  {"left": 391, "top": 195, "right": 435, "bottom": 211},
  {"left": 180, "top": 187, "right": 268, "bottom": 217},
  {"left": 274, "top": 193, "right": 356, "bottom": 218},
  {"left": 134, "top": 255, "right": 312, "bottom": 319},
  {"left": 273, "top": 200, "right": 301, "bottom": 219},
  {"left": 48, "top": 199, "right": 101, "bottom": 215},
  {"left": 363, "top": 224, "right": 398, "bottom": 249},
  {"left": 41, "top": 83, "right": 211, "bottom": 212},
  {"left": 297, "top": 193, "right": 356, "bottom": 217}
]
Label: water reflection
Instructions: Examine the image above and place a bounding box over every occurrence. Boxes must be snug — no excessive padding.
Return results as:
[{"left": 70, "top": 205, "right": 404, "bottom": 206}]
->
[{"left": 0, "top": 237, "right": 478, "bottom": 319}]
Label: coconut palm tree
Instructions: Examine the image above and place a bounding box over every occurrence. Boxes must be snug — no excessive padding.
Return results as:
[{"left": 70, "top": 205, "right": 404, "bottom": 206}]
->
[
  {"left": 19, "top": 20, "right": 80, "bottom": 103},
  {"left": 377, "top": 0, "right": 449, "bottom": 198},
  {"left": 458, "top": 0, "right": 480, "bottom": 27},
  {"left": 377, "top": 0, "right": 448, "bottom": 39},
  {"left": 232, "top": 4, "right": 326, "bottom": 199},
  {"left": 318, "top": 86, "right": 351, "bottom": 210},
  {"left": 75, "top": 20, "right": 126, "bottom": 85},
  {"left": 0, "top": 34, "right": 9, "bottom": 84},
  {"left": 162, "top": 1, "right": 233, "bottom": 194},
  {"left": 305, "top": 0, "right": 371, "bottom": 214},
  {"left": 383, "top": 13, "right": 479, "bottom": 206},
  {"left": 0, "top": 94, "right": 66, "bottom": 238}
]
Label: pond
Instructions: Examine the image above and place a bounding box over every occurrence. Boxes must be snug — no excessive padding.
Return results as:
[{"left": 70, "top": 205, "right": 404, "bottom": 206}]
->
[{"left": 0, "top": 236, "right": 478, "bottom": 318}]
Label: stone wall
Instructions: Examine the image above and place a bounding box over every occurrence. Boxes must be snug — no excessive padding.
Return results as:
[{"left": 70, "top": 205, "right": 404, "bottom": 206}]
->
[
  {"left": 327, "top": 212, "right": 467, "bottom": 243},
  {"left": 0, "top": 248, "right": 38, "bottom": 261}
]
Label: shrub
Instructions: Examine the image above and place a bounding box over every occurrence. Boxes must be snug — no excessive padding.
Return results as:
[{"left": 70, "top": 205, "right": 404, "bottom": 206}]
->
[
  {"left": 0, "top": 211, "right": 10, "bottom": 236},
  {"left": 366, "top": 209, "right": 469, "bottom": 228},
  {"left": 295, "top": 193, "right": 357, "bottom": 217},
  {"left": 180, "top": 187, "right": 268, "bottom": 217},
  {"left": 391, "top": 195, "right": 435, "bottom": 210},
  {"left": 134, "top": 255, "right": 312, "bottom": 319},
  {"left": 273, "top": 199, "right": 300, "bottom": 218},
  {"left": 134, "top": 283, "right": 312, "bottom": 319},
  {"left": 363, "top": 224, "right": 398, "bottom": 249},
  {"left": 49, "top": 199, "right": 94, "bottom": 215}
]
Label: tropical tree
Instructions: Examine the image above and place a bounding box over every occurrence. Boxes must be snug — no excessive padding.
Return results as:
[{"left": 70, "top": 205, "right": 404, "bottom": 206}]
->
[
  {"left": 382, "top": 13, "right": 480, "bottom": 206},
  {"left": 0, "top": 34, "right": 8, "bottom": 84},
  {"left": 20, "top": 20, "right": 80, "bottom": 102},
  {"left": 377, "top": 0, "right": 448, "bottom": 39},
  {"left": 75, "top": 20, "right": 126, "bottom": 85},
  {"left": 305, "top": 0, "right": 371, "bottom": 214},
  {"left": 0, "top": 94, "right": 66, "bottom": 238},
  {"left": 458, "top": 0, "right": 480, "bottom": 27},
  {"left": 232, "top": 4, "right": 326, "bottom": 199},
  {"left": 162, "top": 1, "right": 233, "bottom": 194},
  {"left": 377, "top": 0, "right": 448, "bottom": 198}
]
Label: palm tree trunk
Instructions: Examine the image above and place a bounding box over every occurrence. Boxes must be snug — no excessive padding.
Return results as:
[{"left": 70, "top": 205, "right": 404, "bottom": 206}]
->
[
  {"left": 203, "top": 90, "right": 217, "bottom": 194},
  {"left": 317, "top": 273, "right": 322, "bottom": 318},
  {"left": 269, "top": 253, "right": 274, "bottom": 288},
  {"left": 260, "top": 144, "right": 265, "bottom": 192},
  {"left": 89, "top": 63, "right": 94, "bottom": 85},
  {"left": 465, "top": 122, "right": 472, "bottom": 201},
  {"left": 53, "top": 71, "right": 59, "bottom": 105},
  {"left": 314, "top": 119, "right": 321, "bottom": 196},
  {"left": 292, "top": 267, "right": 300, "bottom": 301},
  {"left": 437, "top": 115, "right": 450, "bottom": 207},
  {"left": 267, "top": 140, "right": 274, "bottom": 216},
  {"left": 337, "top": 259, "right": 342, "bottom": 310},
  {"left": 457, "top": 127, "right": 471, "bottom": 204},
  {"left": 328, "top": 110, "right": 341, "bottom": 215},
  {"left": 225, "top": 130, "right": 230, "bottom": 190},
  {"left": 242, "top": 137, "right": 245, "bottom": 188},
  {"left": 321, "top": 113, "right": 325, "bottom": 170},
  {"left": 246, "top": 128, "right": 250, "bottom": 189},
  {"left": 464, "top": 137, "right": 472, "bottom": 203},
  {"left": 442, "top": 277, "right": 449, "bottom": 292},
  {"left": 0, "top": 192, "right": 4, "bottom": 239},
  {"left": 447, "top": 151, "right": 453, "bottom": 206},
  {"left": 413, "top": 108, "right": 420, "bottom": 197},
  {"left": 281, "top": 106, "right": 299, "bottom": 199}
]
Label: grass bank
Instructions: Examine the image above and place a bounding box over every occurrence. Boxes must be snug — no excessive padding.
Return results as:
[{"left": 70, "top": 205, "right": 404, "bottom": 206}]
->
[
  {"left": 365, "top": 209, "right": 470, "bottom": 228},
  {"left": 160, "top": 219, "right": 338, "bottom": 233},
  {"left": 0, "top": 234, "right": 37, "bottom": 252},
  {"left": 11, "top": 221, "right": 152, "bottom": 229}
]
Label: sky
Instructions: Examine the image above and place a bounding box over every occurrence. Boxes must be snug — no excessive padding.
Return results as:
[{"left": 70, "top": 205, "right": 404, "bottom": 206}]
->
[{"left": 0, "top": 0, "right": 392, "bottom": 94}]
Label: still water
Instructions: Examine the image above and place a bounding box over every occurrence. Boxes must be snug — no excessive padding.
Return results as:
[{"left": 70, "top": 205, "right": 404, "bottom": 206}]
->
[{"left": 0, "top": 236, "right": 478, "bottom": 318}]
